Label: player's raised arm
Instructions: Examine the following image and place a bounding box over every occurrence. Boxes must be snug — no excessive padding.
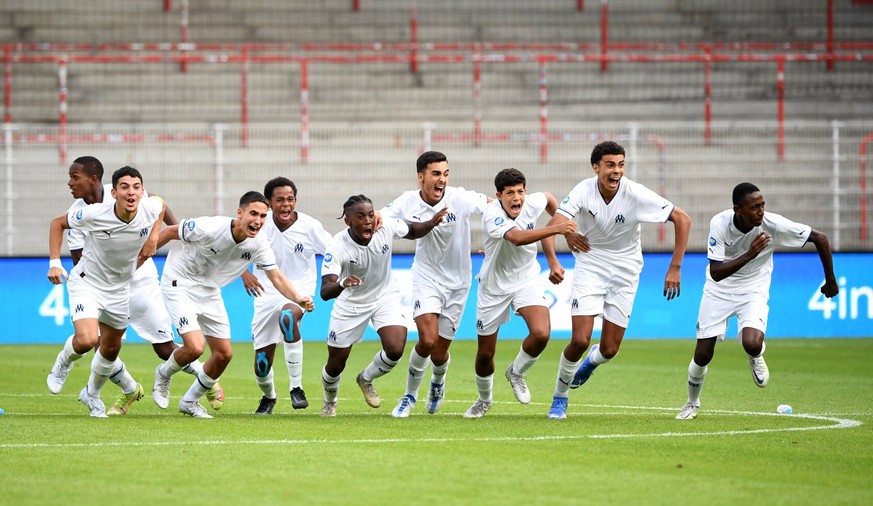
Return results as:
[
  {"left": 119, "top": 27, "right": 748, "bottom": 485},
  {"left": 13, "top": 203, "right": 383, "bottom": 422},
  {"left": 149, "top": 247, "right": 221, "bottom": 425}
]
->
[
  {"left": 540, "top": 192, "right": 566, "bottom": 285},
  {"left": 807, "top": 228, "right": 838, "bottom": 298},
  {"left": 264, "top": 268, "right": 314, "bottom": 311},
  {"left": 157, "top": 224, "right": 180, "bottom": 249},
  {"left": 663, "top": 205, "right": 691, "bottom": 300},
  {"left": 47, "top": 214, "right": 71, "bottom": 284},
  {"left": 320, "top": 273, "right": 363, "bottom": 301},
  {"left": 240, "top": 269, "right": 265, "bottom": 297},
  {"left": 504, "top": 214, "right": 576, "bottom": 247},
  {"left": 404, "top": 207, "right": 448, "bottom": 239},
  {"left": 138, "top": 196, "right": 166, "bottom": 266},
  {"left": 145, "top": 191, "right": 179, "bottom": 226},
  {"left": 710, "top": 232, "right": 771, "bottom": 283}
]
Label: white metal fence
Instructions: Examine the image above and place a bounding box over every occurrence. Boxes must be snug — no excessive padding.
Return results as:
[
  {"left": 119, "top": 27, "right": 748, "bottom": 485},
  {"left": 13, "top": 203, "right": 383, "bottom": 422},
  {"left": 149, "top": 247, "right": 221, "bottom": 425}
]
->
[{"left": 3, "top": 119, "right": 871, "bottom": 256}]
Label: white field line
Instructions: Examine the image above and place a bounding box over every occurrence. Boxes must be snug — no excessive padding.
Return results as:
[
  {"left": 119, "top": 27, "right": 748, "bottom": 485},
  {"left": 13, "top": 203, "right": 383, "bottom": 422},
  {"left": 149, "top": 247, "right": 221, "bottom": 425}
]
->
[{"left": 0, "top": 404, "right": 862, "bottom": 449}]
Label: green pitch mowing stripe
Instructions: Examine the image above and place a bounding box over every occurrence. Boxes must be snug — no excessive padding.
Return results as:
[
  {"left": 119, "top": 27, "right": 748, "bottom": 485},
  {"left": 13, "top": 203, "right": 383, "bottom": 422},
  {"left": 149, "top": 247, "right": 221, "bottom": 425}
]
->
[{"left": 0, "top": 339, "right": 871, "bottom": 505}]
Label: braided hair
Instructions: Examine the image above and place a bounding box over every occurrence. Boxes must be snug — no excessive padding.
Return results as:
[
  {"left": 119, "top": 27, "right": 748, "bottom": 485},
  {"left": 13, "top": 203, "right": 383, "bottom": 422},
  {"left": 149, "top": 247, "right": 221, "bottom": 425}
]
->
[{"left": 339, "top": 194, "right": 373, "bottom": 219}]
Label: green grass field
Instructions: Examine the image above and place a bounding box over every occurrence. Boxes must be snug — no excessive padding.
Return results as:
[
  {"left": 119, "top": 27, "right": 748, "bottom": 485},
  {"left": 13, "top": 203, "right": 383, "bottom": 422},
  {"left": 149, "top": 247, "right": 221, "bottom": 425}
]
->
[{"left": 1, "top": 338, "right": 871, "bottom": 505}]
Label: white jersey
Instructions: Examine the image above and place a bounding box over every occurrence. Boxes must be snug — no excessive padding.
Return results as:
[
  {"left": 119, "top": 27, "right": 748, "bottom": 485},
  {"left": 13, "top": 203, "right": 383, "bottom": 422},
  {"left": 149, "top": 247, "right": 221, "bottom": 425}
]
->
[
  {"left": 67, "top": 183, "right": 159, "bottom": 281},
  {"left": 253, "top": 210, "right": 332, "bottom": 302},
  {"left": 382, "top": 186, "right": 488, "bottom": 290},
  {"left": 321, "top": 218, "right": 409, "bottom": 306},
  {"left": 476, "top": 192, "right": 548, "bottom": 294},
  {"left": 557, "top": 176, "right": 674, "bottom": 271},
  {"left": 162, "top": 216, "right": 278, "bottom": 288},
  {"left": 705, "top": 209, "right": 811, "bottom": 295},
  {"left": 66, "top": 196, "right": 164, "bottom": 292}
]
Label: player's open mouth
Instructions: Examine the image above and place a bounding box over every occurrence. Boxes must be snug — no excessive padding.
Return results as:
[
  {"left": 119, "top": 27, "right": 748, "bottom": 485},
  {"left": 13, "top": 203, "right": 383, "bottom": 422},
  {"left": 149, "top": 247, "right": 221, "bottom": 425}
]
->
[
  {"left": 279, "top": 210, "right": 292, "bottom": 219},
  {"left": 434, "top": 186, "right": 444, "bottom": 196},
  {"left": 361, "top": 228, "right": 373, "bottom": 239}
]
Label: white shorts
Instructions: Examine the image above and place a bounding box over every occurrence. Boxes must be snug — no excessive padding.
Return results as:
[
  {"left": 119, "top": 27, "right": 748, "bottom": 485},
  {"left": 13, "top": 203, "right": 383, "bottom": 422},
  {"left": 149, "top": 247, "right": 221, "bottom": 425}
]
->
[
  {"left": 475, "top": 278, "right": 548, "bottom": 336},
  {"left": 67, "top": 273, "right": 130, "bottom": 330},
  {"left": 327, "top": 294, "right": 407, "bottom": 349},
  {"left": 412, "top": 273, "right": 471, "bottom": 340},
  {"left": 570, "top": 259, "right": 640, "bottom": 328},
  {"left": 128, "top": 273, "right": 174, "bottom": 344},
  {"left": 251, "top": 293, "right": 306, "bottom": 350},
  {"left": 161, "top": 281, "right": 230, "bottom": 339},
  {"left": 696, "top": 286, "right": 770, "bottom": 340}
]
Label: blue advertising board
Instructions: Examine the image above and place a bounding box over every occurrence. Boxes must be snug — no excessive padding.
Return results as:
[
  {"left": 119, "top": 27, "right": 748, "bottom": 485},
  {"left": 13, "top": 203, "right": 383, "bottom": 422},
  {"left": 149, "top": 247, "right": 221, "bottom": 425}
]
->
[{"left": 0, "top": 253, "right": 870, "bottom": 345}]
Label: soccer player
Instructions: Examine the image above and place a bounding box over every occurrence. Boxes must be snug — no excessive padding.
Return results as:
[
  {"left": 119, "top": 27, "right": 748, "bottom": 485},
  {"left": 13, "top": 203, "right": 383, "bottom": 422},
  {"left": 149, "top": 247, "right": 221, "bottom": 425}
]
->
[
  {"left": 47, "top": 166, "right": 166, "bottom": 417},
  {"left": 464, "top": 168, "right": 576, "bottom": 419},
  {"left": 543, "top": 140, "right": 691, "bottom": 420},
  {"left": 381, "top": 151, "right": 489, "bottom": 418},
  {"left": 319, "top": 195, "right": 445, "bottom": 417},
  {"left": 676, "top": 182, "right": 838, "bottom": 420},
  {"left": 152, "top": 191, "right": 315, "bottom": 418},
  {"left": 46, "top": 156, "right": 224, "bottom": 414},
  {"left": 240, "top": 177, "right": 332, "bottom": 415}
]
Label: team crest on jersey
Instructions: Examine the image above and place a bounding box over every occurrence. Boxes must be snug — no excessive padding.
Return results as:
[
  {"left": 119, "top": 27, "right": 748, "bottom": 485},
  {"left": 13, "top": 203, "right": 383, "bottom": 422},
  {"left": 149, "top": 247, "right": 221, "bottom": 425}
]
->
[
  {"left": 494, "top": 217, "right": 504, "bottom": 226},
  {"left": 526, "top": 223, "right": 534, "bottom": 230},
  {"left": 709, "top": 236, "right": 717, "bottom": 247},
  {"left": 294, "top": 243, "right": 304, "bottom": 253},
  {"left": 615, "top": 214, "right": 625, "bottom": 223},
  {"left": 414, "top": 300, "right": 421, "bottom": 310},
  {"left": 328, "top": 330, "right": 337, "bottom": 342},
  {"left": 446, "top": 213, "right": 457, "bottom": 223},
  {"left": 139, "top": 227, "right": 149, "bottom": 237},
  {"left": 179, "top": 316, "right": 189, "bottom": 327},
  {"left": 241, "top": 252, "right": 252, "bottom": 261},
  {"left": 476, "top": 319, "right": 484, "bottom": 330},
  {"left": 74, "top": 304, "right": 84, "bottom": 313},
  {"left": 381, "top": 244, "right": 389, "bottom": 254},
  {"left": 571, "top": 298, "right": 578, "bottom": 309}
]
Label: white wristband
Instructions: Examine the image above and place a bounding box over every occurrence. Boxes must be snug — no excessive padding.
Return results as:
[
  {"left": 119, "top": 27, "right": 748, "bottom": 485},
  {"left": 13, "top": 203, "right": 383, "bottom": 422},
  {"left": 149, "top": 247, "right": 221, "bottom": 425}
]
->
[
  {"left": 338, "top": 277, "right": 348, "bottom": 288},
  {"left": 49, "top": 258, "right": 64, "bottom": 270}
]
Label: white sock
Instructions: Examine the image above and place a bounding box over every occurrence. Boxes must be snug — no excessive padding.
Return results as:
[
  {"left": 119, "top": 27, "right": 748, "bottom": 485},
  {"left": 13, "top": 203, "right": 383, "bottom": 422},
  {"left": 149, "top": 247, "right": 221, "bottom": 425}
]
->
[
  {"left": 431, "top": 353, "right": 450, "bottom": 386},
  {"left": 181, "top": 359, "right": 203, "bottom": 376},
  {"left": 322, "top": 367, "right": 341, "bottom": 403},
  {"left": 475, "top": 374, "right": 493, "bottom": 403},
  {"left": 88, "top": 349, "right": 114, "bottom": 396},
  {"left": 181, "top": 370, "right": 217, "bottom": 403},
  {"left": 588, "top": 345, "right": 611, "bottom": 366},
  {"left": 62, "top": 334, "right": 85, "bottom": 364},
  {"left": 256, "top": 368, "right": 277, "bottom": 399},
  {"left": 363, "top": 350, "right": 398, "bottom": 381},
  {"left": 404, "top": 347, "right": 430, "bottom": 398},
  {"left": 160, "top": 350, "right": 186, "bottom": 378},
  {"left": 284, "top": 339, "right": 304, "bottom": 390},
  {"left": 687, "top": 359, "right": 707, "bottom": 406},
  {"left": 512, "top": 346, "right": 538, "bottom": 375},
  {"left": 554, "top": 351, "right": 582, "bottom": 398}
]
